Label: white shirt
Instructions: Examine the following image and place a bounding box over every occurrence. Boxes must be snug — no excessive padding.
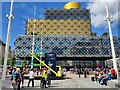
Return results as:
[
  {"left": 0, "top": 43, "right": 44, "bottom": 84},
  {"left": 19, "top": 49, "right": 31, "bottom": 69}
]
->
[
  {"left": 47, "top": 69, "right": 51, "bottom": 74},
  {"left": 29, "top": 71, "right": 34, "bottom": 79}
]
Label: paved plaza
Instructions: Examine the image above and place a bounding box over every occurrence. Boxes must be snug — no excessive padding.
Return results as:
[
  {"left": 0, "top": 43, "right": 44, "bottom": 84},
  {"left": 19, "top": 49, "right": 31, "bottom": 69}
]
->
[{"left": 1, "top": 72, "right": 118, "bottom": 89}]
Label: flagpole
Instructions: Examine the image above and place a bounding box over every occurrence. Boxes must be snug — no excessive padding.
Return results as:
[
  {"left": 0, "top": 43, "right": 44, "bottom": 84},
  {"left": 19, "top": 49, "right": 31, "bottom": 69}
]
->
[
  {"left": 40, "top": 17, "right": 43, "bottom": 69},
  {"left": 2, "top": 0, "right": 14, "bottom": 81},
  {"left": 31, "top": 6, "right": 36, "bottom": 69},
  {"left": 105, "top": 1, "right": 118, "bottom": 80}
]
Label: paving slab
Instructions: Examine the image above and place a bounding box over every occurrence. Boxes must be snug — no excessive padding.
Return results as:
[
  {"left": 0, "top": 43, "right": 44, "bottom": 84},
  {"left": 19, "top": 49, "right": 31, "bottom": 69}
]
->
[{"left": 1, "top": 72, "right": 118, "bottom": 89}]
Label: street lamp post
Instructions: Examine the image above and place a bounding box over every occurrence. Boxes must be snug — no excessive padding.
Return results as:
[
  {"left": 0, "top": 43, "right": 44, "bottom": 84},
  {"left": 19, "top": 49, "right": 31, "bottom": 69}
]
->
[
  {"left": 40, "top": 18, "right": 43, "bottom": 69},
  {"left": 2, "top": 0, "right": 14, "bottom": 81},
  {"left": 31, "top": 6, "right": 36, "bottom": 69},
  {"left": 105, "top": 1, "right": 118, "bottom": 79}
]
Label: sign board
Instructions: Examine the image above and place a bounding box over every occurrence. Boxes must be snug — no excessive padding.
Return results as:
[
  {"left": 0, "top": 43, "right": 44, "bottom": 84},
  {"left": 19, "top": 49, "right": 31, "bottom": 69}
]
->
[{"left": 45, "top": 53, "right": 56, "bottom": 75}]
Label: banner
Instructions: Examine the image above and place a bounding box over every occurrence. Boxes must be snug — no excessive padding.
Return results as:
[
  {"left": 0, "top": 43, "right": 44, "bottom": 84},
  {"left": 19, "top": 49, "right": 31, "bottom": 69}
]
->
[{"left": 45, "top": 53, "right": 56, "bottom": 75}]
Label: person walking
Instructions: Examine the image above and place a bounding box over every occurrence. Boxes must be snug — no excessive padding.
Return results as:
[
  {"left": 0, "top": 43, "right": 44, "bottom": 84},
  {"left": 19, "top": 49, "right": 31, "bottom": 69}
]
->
[
  {"left": 11, "top": 68, "right": 17, "bottom": 90},
  {"left": 27, "top": 68, "right": 34, "bottom": 87},
  {"left": 84, "top": 68, "right": 87, "bottom": 78},
  {"left": 21, "top": 71, "right": 25, "bottom": 88},
  {"left": 41, "top": 68, "right": 48, "bottom": 88},
  {"left": 43, "top": 70, "right": 48, "bottom": 88},
  {"left": 47, "top": 69, "right": 51, "bottom": 86},
  {"left": 11, "top": 68, "right": 21, "bottom": 90},
  {"left": 40, "top": 69, "right": 44, "bottom": 87},
  {"left": 16, "top": 68, "right": 21, "bottom": 90},
  {"left": 77, "top": 68, "right": 81, "bottom": 78}
]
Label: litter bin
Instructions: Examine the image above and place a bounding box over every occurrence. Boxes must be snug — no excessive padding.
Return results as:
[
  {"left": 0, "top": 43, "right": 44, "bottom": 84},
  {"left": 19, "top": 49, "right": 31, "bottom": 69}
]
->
[{"left": 91, "top": 77, "right": 94, "bottom": 82}]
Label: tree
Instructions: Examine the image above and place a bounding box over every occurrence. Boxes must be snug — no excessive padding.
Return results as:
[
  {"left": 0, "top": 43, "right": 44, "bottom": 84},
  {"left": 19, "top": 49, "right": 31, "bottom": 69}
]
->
[
  {"left": 0, "top": 57, "right": 4, "bottom": 65},
  {"left": 7, "top": 56, "right": 16, "bottom": 67},
  {"left": 102, "top": 32, "right": 109, "bottom": 36},
  {"left": 91, "top": 32, "right": 97, "bottom": 36},
  {"left": 22, "top": 58, "right": 27, "bottom": 67}
]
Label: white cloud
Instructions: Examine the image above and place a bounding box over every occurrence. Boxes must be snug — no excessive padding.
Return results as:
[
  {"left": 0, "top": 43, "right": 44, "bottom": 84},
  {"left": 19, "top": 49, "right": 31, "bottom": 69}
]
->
[{"left": 86, "top": 0, "right": 119, "bottom": 28}]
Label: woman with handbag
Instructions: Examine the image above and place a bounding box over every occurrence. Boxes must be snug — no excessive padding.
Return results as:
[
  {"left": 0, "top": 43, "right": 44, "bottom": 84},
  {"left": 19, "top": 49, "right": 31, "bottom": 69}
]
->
[{"left": 12, "top": 68, "right": 21, "bottom": 90}]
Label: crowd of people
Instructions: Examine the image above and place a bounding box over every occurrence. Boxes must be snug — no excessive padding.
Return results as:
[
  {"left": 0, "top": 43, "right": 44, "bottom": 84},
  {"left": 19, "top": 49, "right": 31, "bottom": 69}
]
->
[
  {"left": 94, "top": 66, "right": 117, "bottom": 86},
  {"left": 10, "top": 67, "right": 52, "bottom": 90},
  {"left": 70, "top": 67, "right": 91, "bottom": 78},
  {"left": 6, "top": 65, "right": 117, "bottom": 89},
  {"left": 69, "top": 66, "right": 117, "bottom": 86}
]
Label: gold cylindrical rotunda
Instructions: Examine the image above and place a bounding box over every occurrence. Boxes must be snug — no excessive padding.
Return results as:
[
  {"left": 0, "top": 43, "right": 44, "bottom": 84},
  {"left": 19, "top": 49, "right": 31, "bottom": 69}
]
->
[{"left": 64, "top": 2, "right": 81, "bottom": 9}]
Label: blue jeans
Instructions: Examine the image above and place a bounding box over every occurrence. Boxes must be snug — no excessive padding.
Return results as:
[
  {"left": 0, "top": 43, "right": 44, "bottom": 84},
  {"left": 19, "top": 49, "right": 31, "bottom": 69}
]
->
[
  {"left": 98, "top": 78, "right": 102, "bottom": 83},
  {"left": 101, "top": 78, "right": 108, "bottom": 85}
]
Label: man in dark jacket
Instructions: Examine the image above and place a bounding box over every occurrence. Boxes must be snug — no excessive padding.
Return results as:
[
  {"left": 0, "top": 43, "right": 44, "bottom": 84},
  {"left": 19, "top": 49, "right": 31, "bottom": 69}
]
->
[
  {"left": 84, "top": 68, "right": 87, "bottom": 78},
  {"left": 16, "top": 68, "right": 21, "bottom": 90},
  {"left": 77, "top": 68, "right": 81, "bottom": 78}
]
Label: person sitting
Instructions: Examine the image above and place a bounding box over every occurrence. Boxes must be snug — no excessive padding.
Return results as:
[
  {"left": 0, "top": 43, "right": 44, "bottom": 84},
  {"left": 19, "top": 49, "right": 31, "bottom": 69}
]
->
[
  {"left": 110, "top": 66, "right": 116, "bottom": 79},
  {"left": 94, "top": 71, "right": 99, "bottom": 82},
  {"left": 98, "top": 71, "right": 104, "bottom": 83},
  {"left": 100, "top": 71, "right": 111, "bottom": 86}
]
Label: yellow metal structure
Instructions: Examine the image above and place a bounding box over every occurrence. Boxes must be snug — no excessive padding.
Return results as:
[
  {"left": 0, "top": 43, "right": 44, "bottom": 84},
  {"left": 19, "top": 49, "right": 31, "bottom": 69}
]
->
[
  {"left": 64, "top": 2, "right": 80, "bottom": 9},
  {"left": 56, "top": 65, "right": 62, "bottom": 77},
  {"left": 31, "top": 53, "right": 61, "bottom": 77}
]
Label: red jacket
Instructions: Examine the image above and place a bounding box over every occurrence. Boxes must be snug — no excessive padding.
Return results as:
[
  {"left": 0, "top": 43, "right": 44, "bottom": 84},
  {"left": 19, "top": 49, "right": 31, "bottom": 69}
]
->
[{"left": 111, "top": 69, "right": 116, "bottom": 74}]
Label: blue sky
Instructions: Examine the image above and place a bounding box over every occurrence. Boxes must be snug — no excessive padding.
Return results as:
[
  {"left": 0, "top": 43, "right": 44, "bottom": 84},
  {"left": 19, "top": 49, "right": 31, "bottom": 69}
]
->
[{"left": 1, "top": 1, "right": 119, "bottom": 50}]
